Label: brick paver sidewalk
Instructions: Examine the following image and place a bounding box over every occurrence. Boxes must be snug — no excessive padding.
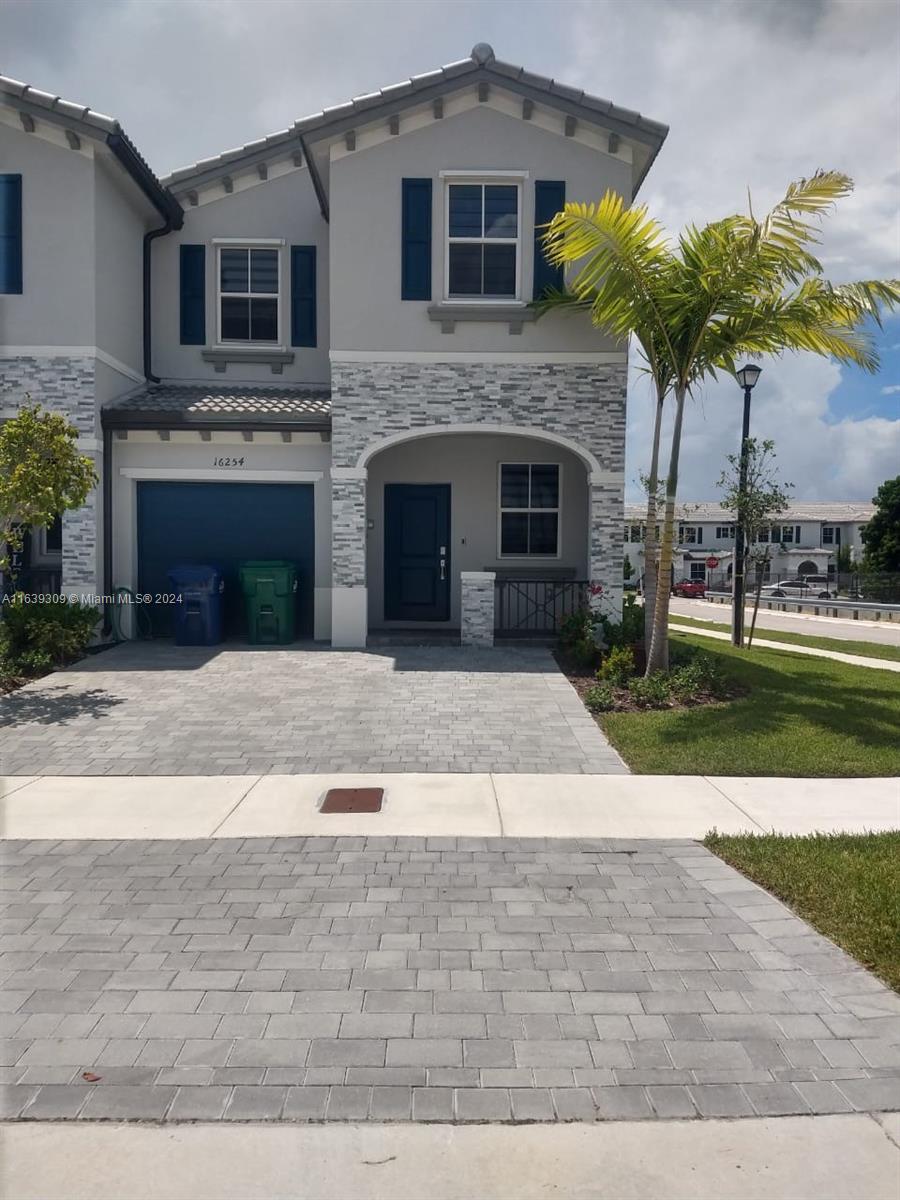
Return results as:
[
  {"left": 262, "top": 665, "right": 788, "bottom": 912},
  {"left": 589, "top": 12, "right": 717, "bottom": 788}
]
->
[
  {"left": 2, "top": 837, "right": 898, "bottom": 1122},
  {"left": 0, "top": 644, "right": 625, "bottom": 776}
]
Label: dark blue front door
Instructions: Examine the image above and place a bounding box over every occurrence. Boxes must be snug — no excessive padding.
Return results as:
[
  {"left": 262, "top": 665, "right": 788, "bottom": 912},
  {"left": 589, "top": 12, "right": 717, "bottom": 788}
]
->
[
  {"left": 137, "top": 481, "right": 315, "bottom": 638},
  {"left": 384, "top": 484, "right": 450, "bottom": 622}
]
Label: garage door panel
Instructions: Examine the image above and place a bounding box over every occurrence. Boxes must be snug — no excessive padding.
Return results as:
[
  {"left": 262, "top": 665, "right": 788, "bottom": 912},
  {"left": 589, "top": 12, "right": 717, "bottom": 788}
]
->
[{"left": 137, "top": 481, "right": 315, "bottom": 638}]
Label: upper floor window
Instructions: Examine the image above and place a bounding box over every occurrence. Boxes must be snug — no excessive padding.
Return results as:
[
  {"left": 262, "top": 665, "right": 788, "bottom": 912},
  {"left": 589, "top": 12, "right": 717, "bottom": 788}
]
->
[
  {"left": 716, "top": 525, "right": 735, "bottom": 539},
  {"left": 446, "top": 182, "right": 520, "bottom": 300},
  {"left": 781, "top": 525, "right": 800, "bottom": 543},
  {"left": 499, "top": 463, "right": 560, "bottom": 556},
  {"left": 678, "top": 524, "right": 701, "bottom": 545},
  {"left": 757, "top": 527, "right": 770, "bottom": 543},
  {"left": 218, "top": 245, "right": 280, "bottom": 344},
  {"left": 627, "top": 524, "right": 642, "bottom": 543},
  {"left": 822, "top": 525, "right": 836, "bottom": 544}
]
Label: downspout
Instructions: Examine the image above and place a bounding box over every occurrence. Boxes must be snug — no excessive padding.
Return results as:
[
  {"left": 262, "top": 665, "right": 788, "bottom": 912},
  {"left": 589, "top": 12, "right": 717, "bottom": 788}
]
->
[
  {"left": 143, "top": 218, "right": 174, "bottom": 382},
  {"left": 101, "top": 422, "right": 114, "bottom": 635}
]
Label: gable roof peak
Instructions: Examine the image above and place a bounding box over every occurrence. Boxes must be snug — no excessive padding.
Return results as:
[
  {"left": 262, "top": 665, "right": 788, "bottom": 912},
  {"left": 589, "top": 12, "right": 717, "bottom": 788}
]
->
[{"left": 470, "top": 43, "right": 496, "bottom": 66}]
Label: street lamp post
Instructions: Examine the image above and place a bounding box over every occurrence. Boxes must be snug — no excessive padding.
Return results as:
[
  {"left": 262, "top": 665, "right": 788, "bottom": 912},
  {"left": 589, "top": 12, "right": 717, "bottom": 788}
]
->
[{"left": 731, "top": 364, "right": 762, "bottom": 646}]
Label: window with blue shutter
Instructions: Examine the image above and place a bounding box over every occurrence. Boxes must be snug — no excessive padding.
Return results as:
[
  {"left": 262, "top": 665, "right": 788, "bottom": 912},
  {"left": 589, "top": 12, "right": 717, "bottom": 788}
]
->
[
  {"left": 533, "top": 180, "right": 565, "bottom": 299},
  {"left": 401, "top": 178, "right": 432, "bottom": 300},
  {"left": 290, "top": 245, "right": 317, "bottom": 347},
  {"left": 0, "top": 174, "right": 23, "bottom": 294},
  {"left": 179, "top": 244, "right": 206, "bottom": 344}
]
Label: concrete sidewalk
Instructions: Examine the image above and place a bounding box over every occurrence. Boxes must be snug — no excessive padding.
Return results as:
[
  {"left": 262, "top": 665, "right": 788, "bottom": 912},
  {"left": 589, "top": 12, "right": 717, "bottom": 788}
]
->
[
  {"left": 670, "top": 622, "right": 900, "bottom": 672},
  {"left": 2, "top": 1115, "right": 898, "bottom": 1199},
  {"left": 1, "top": 773, "right": 897, "bottom": 840}
]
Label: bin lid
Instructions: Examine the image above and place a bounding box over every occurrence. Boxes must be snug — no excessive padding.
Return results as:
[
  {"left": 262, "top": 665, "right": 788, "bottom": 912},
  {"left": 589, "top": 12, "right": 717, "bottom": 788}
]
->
[{"left": 167, "top": 564, "right": 222, "bottom": 583}]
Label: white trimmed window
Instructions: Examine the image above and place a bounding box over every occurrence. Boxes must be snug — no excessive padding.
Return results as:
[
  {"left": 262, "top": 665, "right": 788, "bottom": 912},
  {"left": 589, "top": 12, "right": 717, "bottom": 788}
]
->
[
  {"left": 678, "top": 524, "right": 701, "bottom": 545},
  {"left": 499, "top": 463, "right": 560, "bottom": 556},
  {"left": 822, "top": 525, "right": 836, "bottom": 544},
  {"left": 446, "top": 181, "right": 521, "bottom": 300},
  {"left": 689, "top": 562, "right": 707, "bottom": 581},
  {"left": 716, "top": 525, "right": 735, "bottom": 539},
  {"left": 217, "top": 245, "right": 280, "bottom": 343}
]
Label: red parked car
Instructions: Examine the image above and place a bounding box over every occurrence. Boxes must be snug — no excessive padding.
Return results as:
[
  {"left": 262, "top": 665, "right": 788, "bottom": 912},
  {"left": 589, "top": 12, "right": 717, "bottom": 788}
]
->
[{"left": 672, "top": 579, "right": 707, "bottom": 598}]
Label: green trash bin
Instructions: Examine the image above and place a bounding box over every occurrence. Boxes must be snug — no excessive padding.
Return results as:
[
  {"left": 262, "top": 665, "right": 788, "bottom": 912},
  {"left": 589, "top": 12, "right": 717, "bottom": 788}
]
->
[{"left": 238, "top": 560, "right": 298, "bottom": 644}]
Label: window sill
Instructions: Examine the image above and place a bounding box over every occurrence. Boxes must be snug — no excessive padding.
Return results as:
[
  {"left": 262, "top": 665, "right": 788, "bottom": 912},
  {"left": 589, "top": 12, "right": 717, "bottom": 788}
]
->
[
  {"left": 202, "top": 347, "right": 296, "bottom": 374},
  {"left": 427, "top": 303, "right": 536, "bottom": 335}
]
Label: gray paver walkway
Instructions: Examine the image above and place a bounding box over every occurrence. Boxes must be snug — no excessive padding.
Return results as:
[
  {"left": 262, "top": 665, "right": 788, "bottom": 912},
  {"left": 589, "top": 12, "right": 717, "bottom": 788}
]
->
[
  {"left": 0, "top": 643, "right": 625, "bottom": 776},
  {"left": 2, "top": 837, "right": 898, "bottom": 1123}
]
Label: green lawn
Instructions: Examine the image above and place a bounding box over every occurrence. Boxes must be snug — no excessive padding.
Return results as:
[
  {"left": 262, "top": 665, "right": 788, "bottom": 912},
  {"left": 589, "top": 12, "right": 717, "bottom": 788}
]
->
[
  {"left": 704, "top": 832, "right": 900, "bottom": 991},
  {"left": 669, "top": 613, "right": 900, "bottom": 662},
  {"left": 598, "top": 633, "right": 900, "bottom": 776}
]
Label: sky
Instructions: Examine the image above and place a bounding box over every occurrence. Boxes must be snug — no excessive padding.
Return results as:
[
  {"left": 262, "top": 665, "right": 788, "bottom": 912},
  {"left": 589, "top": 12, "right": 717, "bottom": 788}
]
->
[{"left": 5, "top": 0, "right": 900, "bottom": 502}]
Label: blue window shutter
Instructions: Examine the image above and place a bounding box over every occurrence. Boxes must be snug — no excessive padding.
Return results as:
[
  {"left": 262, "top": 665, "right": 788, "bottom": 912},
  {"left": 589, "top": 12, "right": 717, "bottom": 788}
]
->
[
  {"left": 533, "top": 180, "right": 565, "bottom": 299},
  {"left": 0, "top": 174, "right": 23, "bottom": 294},
  {"left": 291, "top": 245, "right": 317, "bottom": 347},
  {"left": 179, "top": 244, "right": 205, "bottom": 345},
  {"left": 401, "top": 178, "right": 432, "bottom": 300}
]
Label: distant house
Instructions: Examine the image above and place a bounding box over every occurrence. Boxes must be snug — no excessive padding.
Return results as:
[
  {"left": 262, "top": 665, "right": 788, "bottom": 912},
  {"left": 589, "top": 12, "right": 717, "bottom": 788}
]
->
[
  {"left": 624, "top": 502, "right": 874, "bottom": 587},
  {"left": 0, "top": 45, "right": 668, "bottom": 645}
]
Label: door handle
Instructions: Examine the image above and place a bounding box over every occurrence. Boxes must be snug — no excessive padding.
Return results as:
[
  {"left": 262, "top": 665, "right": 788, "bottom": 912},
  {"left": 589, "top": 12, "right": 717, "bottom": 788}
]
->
[{"left": 440, "top": 559, "right": 446, "bottom": 580}]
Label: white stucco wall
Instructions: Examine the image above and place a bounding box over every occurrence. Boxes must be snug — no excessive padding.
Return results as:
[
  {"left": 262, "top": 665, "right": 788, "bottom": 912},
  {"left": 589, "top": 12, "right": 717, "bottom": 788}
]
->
[
  {"left": 150, "top": 167, "right": 329, "bottom": 384},
  {"left": 0, "top": 118, "right": 96, "bottom": 348},
  {"left": 329, "top": 102, "right": 631, "bottom": 355}
]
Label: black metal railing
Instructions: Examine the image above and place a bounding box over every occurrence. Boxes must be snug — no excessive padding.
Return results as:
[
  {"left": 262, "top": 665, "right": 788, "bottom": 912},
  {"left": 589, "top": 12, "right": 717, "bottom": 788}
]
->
[
  {"left": 495, "top": 579, "right": 589, "bottom": 636},
  {"left": 1, "top": 566, "right": 62, "bottom": 599}
]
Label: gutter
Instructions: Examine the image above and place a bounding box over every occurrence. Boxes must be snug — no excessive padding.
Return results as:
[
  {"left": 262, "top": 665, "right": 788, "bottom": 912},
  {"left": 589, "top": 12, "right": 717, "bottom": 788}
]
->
[
  {"left": 101, "top": 424, "right": 113, "bottom": 634},
  {"left": 142, "top": 219, "right": 176, "bottom": 382},
  {"left": 299, "top": 134, "right": 329, "bottom": 223}
]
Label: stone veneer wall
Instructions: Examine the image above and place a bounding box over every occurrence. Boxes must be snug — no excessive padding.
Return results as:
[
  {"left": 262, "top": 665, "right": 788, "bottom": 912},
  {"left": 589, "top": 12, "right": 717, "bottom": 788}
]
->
[
  {"left": 460, "top": 572, "right": 495, "bottom": 647},
  {"left": 0, "top": 354, "right": 100, "bottom": 592},
  {"left": 330, "top": 359, "right": 627, "bottom": 617}
]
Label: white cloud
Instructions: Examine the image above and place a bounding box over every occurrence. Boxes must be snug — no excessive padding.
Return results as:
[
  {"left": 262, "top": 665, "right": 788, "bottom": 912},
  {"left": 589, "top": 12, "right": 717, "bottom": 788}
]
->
[
  {"left": 625, "top": 350, "right": 898, "bottom": 503},
  {"left": 881, "top": 385, "right": 900, "bottom": 395}
]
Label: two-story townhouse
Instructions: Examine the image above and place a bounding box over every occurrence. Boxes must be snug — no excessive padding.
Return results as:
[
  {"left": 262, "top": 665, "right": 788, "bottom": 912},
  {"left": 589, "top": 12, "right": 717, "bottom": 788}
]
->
[
  {"left": 624, "top": 501, "right": 876, "bottom": 589},
  {"left": 1, "top": 45, "right": 668, "bottom": 647},
  {"left": 0, "top": 78, "right": 182, "bottom": 597}
]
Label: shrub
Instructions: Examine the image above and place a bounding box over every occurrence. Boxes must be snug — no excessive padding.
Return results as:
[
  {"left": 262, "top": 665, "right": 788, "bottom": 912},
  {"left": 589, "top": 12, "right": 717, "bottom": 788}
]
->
[
  {"left": 558, "top": 608, "right": 599, "bottom": 668},
  {"left": 597, "top": 593, "right": 644, "bottom": 649},
  {"left": 627, "top": 672, "right": 673, "bottom": 709},
  {"left": 0, "top": 597, "right": 99, "bottom": 675},
  {"left": 598, "top": 644, "right": 635, "bottom": 687},
  {"left": 584, "top": 681, "right": 616, "bottom": 712},
  {"left": 668, "top": 653, "right": 728, "bottom": 701}
]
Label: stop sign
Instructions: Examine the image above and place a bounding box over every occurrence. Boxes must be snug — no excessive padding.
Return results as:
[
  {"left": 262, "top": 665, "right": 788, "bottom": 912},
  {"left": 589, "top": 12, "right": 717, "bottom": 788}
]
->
[{"left": 706, "top": 556, "right": 719, "bottom": 569}]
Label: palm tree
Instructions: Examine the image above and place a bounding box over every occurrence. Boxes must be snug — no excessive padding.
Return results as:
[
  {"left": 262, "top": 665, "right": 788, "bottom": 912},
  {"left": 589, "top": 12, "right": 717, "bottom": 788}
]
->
[{"left": 540, "top": 173, "right": 900, "bottom": 673}]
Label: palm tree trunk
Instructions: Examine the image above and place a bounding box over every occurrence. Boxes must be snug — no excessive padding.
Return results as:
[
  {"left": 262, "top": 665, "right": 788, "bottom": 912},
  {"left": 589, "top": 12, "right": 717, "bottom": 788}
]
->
[
  {"left": 646, "top": 385, "right": 686, "bottom": 674},
  {"left": 642, "top": 390, "right": 665, "bottom": 649}
]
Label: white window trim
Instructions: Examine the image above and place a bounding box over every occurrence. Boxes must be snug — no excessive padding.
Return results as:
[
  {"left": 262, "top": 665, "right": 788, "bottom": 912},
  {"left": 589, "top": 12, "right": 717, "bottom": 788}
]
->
[
  {"left": 444, "top": 178, "right": 523, "bottom": 303},
  {"left": 215, "top": 244, "right": 284, "bottom": 349},
  {"left": 497, "top": 462, "right": 563, "bottom": 560}
]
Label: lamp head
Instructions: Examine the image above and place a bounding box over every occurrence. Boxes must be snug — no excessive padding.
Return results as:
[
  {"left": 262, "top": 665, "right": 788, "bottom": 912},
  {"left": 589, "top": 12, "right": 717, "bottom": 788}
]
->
[{"left": 736, "top": 364, "right": 762, "bottom": 391}]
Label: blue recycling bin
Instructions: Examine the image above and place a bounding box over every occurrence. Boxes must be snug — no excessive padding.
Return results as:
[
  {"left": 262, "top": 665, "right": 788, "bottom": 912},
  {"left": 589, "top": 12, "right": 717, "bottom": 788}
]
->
[{"left": 167, "top": 564, "right": 224, "bottom": 646}]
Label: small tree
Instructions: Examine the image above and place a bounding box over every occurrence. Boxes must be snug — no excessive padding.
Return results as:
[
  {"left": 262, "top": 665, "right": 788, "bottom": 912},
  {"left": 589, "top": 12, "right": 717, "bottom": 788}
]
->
[
  {"left": 717, "top": 439, "right": 792, "bottom": 646},
  {"left": 623, "top": 553, "right": 634, "bottom": 581},
  {"left": 861, "top": 476, "right": 900, "bottom": 572},
  {"left": 0, "top": 401, "right": 97, "bottom": 575}
]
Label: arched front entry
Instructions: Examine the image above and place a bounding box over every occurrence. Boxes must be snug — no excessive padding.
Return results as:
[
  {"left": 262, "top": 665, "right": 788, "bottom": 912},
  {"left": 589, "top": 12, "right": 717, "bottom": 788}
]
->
[{"left": 365, "top": 431, "right": 592, "bottom": 632}]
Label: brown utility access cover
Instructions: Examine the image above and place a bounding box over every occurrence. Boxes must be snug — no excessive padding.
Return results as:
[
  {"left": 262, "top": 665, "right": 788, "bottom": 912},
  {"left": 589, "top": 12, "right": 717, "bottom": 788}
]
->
[{"left": 320, "top": 787, "right": 384, "bottom": 814}]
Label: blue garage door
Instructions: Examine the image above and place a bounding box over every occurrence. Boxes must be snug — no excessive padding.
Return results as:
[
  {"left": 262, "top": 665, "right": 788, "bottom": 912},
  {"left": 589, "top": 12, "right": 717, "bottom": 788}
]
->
[{"left": 137, "top": 481, "right": 315, "bottom": 638}]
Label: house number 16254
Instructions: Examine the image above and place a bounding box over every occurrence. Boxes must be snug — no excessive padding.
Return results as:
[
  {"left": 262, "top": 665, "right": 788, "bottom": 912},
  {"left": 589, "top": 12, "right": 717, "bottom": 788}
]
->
[{"left": 213, "top": 456, "right": 245, "bottom": 467}]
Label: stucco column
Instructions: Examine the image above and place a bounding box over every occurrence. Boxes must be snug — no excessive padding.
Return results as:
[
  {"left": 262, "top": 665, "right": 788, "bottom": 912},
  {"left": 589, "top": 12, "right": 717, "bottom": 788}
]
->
[
  {"left": 589, "top": 473, "right": 624, "bottom": 621},
  {"left": 331, "top": 468, "right": 368, "bottom": 647}
]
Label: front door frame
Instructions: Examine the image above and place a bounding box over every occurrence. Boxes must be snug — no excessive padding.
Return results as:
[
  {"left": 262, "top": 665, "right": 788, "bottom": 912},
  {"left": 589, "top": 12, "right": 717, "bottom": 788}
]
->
[{"left": 383, "top": 483, "right": 451, "bottom": 622}]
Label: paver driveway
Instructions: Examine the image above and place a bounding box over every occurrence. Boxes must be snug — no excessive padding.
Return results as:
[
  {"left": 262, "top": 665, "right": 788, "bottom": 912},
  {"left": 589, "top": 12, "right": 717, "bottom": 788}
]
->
[
  {"left": 2, "top": 837, "right": 898, "bottom": 1123},
  {"left": 0, "top": 643, "right": 625, "bottom": 776}
]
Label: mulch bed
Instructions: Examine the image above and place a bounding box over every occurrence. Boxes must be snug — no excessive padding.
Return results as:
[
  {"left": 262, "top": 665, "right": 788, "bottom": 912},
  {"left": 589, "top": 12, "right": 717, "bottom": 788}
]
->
[{"left": 554, "top": 649, "right": 745, "bottom": 715}]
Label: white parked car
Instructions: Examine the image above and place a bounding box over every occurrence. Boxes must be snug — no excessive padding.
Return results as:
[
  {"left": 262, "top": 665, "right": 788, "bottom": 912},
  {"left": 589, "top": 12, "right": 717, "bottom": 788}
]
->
[{"left": 760, "top": 576, "right": 834, "bottom": 599}]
